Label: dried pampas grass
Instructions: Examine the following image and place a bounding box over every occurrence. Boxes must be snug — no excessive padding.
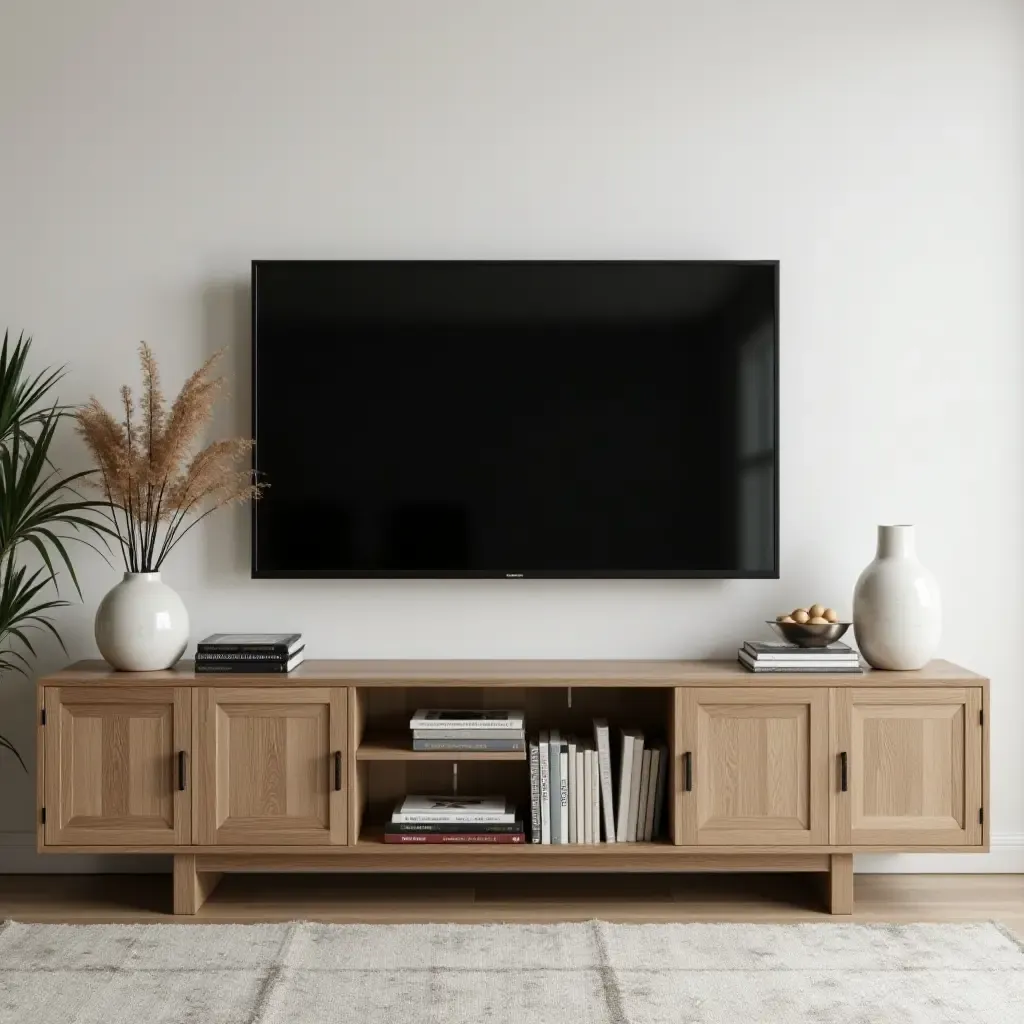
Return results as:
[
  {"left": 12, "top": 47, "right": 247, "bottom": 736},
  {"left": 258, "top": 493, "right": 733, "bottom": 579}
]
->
[{"left": 75, "top": 343, "right": 262, "bottom": 572}]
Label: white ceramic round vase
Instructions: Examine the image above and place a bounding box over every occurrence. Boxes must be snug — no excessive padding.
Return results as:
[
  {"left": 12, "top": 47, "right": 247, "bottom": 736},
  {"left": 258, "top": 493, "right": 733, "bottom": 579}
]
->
[
  {"left": 853, "top": 524, "right": 941, "bottom": 670},
  {"left": 95, "top": 572, "right": 189, "bottom": 671}
]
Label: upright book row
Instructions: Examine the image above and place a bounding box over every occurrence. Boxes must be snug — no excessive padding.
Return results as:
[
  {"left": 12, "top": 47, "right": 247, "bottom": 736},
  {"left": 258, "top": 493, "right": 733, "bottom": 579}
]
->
[{"left": 528, "top": 720, "right": 668, "bottom": 844}]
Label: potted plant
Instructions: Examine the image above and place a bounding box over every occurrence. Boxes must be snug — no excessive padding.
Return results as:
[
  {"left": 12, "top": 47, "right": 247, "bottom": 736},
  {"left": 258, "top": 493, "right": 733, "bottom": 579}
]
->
[
  {"left": 0, "top": 332, "right": 112, "bottom": 767},
  {"left": 75, "top": 344, "right": 261, "bottom": 671}
]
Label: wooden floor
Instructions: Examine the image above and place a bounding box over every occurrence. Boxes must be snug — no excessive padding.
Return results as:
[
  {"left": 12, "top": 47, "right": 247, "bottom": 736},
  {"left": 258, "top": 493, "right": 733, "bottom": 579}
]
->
[{"left": 0, "top": 874, "right": 1021, "bottom": 935}]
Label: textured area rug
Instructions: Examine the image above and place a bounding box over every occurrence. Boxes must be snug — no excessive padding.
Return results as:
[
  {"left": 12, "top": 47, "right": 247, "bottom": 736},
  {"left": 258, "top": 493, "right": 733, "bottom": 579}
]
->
[{"left": 1, "top": 919, "right": 1023, "bottom": 1023}]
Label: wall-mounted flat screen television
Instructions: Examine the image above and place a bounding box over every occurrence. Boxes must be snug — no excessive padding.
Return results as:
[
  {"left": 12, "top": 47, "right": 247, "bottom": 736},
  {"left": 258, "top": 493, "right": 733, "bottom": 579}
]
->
[{"left": 251, "top": 260, "right": 778, "bottom": 578}]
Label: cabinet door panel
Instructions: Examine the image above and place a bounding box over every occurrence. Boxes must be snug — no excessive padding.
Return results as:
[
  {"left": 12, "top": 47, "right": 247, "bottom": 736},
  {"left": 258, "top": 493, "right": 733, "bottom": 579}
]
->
[
  {"left": 831, "top": 687, "right": 982, "bottom": 846},
  {"left": 43, "top": 686, "right": 190, "bottom": 845},
  {"left": 194, "top": 687, "right": 347, "bottom": 845},
  {"left": 679, "top": 688, "right": 828, "bottom": 846}
]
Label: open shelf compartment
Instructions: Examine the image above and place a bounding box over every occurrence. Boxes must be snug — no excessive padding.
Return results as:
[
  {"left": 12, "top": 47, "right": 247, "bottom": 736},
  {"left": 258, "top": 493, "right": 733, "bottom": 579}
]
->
[{"left": 350, "top": 684, "right": 677, "bottom": 846}]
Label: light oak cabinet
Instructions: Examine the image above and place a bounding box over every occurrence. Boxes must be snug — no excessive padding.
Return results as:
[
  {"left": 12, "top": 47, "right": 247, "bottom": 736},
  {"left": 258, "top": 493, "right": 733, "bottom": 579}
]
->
[
  {"left": 193, "top": 687, "right": 347, "bottom": 845},
  {"left": 830, "top": 687, "right": 983, "bottom": 846},
  {"left": 42, "top": 686, "right": 191, "bottom": 845},
  {"left": 676, "top": 687, "right": 829, "bottom": 846}
]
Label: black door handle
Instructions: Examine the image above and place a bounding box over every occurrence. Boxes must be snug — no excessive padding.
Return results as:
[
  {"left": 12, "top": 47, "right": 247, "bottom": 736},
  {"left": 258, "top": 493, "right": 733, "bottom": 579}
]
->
[
  {"left": 334, "top": 750, "right": 343, "bottom": 791},
  {"left": 178, "top": 750, "right": 187, "bottom": 791},
  {"left": 840, "top": 751, "right": 848, "bottom": 792},
  {"left": 683, "top": 751, "right": 692, "bottom": 792}
]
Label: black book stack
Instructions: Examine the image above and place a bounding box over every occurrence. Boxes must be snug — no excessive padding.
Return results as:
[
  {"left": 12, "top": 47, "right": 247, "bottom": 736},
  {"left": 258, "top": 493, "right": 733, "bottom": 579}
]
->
[{"left": 194, "top": 634, "right": 305, "bottom": 674}]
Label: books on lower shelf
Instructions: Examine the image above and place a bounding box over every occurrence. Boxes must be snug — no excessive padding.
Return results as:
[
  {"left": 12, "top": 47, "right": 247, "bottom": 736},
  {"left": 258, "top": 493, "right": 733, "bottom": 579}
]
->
[
  {"left": 527, "top": 722, "right": 668, "bottom": 845},
  {"left": 738, "top": 639, "right": 863, "bottom": 674},
  {"left": 408, "top": 709, "right": 525, "bottom": 752},
  {"left": 387, "top": 794, "right": 525, "bottom": 843},
  {"left": 194, "top": 634, "right": 305, "bottom": 674}
]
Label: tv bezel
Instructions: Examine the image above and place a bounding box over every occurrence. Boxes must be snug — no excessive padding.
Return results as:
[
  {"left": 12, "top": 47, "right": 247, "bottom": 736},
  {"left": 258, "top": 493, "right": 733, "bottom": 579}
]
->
[{"left": 250, "top": 259, "right": 780, "bottom": 580}]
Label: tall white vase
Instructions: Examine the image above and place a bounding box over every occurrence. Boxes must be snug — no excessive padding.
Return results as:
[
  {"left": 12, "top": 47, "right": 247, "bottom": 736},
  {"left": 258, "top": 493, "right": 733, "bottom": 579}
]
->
[
  {"left": 853, "top": 525, "right": 941, "bottom": 670},
  {"left": 95, "top": 572, "right": 189, "bottom": 671}
]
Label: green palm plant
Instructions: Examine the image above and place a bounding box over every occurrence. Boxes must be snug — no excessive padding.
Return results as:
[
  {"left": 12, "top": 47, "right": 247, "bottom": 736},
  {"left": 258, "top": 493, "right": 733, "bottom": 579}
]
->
[{"left": 0, "top": 331, "right": 111, "bottom": 769}]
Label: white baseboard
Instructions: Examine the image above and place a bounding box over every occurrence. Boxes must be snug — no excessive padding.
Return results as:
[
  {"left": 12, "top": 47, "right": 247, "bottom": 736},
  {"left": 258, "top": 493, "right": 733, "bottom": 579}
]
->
[{"left": 0, "top": 831, "right": 1021, "bottom": 874}]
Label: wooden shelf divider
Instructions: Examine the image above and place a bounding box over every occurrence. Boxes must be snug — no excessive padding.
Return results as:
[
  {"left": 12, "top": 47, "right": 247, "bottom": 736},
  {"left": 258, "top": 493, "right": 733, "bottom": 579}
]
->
[{"left": 356, "top": 733, "right": 527, "bottom": 762}]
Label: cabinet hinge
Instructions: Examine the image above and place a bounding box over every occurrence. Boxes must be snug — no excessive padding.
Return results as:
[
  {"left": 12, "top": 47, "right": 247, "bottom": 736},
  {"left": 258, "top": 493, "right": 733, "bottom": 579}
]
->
[
  {"left": 980, "top": 709, "right": 984, "bottom": 727},
  {"left": 40, "top": 708, "right": 46, "bottom": 726},
  {"left": 41, "top": 807, "right": 46, "bottom": 825},
  {"left": 979, "top": 808, "right": 984, "bottom": 826}
]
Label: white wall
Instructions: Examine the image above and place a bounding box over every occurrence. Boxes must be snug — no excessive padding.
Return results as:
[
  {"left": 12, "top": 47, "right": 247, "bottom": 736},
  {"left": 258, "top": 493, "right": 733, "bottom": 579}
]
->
[{"left": 0, "top": 0, "right": 1021, "bottom": 871}]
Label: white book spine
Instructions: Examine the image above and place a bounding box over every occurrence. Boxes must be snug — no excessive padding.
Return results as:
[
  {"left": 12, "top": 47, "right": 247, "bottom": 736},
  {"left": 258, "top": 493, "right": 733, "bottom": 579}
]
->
[
  {"left": 410, "top": 719, "right": 523, "bottom": 731},
  {"left": 529, "top": 739, "right": 541, "bottom": 843},
  {"left": 567, "top": 740, "right": 578, "bottom": 844},
  {"left": 591, "top": 749, "right": 601, "bottom": 844},
  {"left": 583, "top": 748, "right": 594, "bottom": 844},
  {"left": 636, "top": 749, "right": 652, "bottom": 843},
  {"left": 559, "top": 749, "right": 569, "bottom": 844},
  {"left": 652, "top": 743, "right": 669, "bottom": 839},
  {"left": 594, "top": 720, "right": 616, "bottom": 843},
  {"left": 549, "top": 732, "right": 561, "bottom": 844},
  {"left": 575, "top": 750, "right": 585, "bottom": 844},
  {"left": 392, "top": 813, "right": 513, "bottom": 824},
  {"left": 539, "top": 730, "right": 551, "bottom": 844},
  {"left": 643, "top": 747, "right": 660, "bottom": 842},
  {"left": 627, "top": 735, "right": 644, "bottom": 842},
  {"left": 616, "top": 732, "right": 635, "bottom": 843}
]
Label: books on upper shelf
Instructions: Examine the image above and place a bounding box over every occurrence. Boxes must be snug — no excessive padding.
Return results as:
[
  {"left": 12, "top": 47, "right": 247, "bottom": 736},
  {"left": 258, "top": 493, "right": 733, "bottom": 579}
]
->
[
  {"left": 526, "top": 722, "right": 667, "bottom": 845},
  {"left": 738, "top": 639, "right": 863, "bottom": 674},
  {"left": 408, "top": 709, "right": 525, "bottom": 751},
  {"left": 388, "top": 795, "right": 524, "bottom": 843},
  {"left": 409, "top": 710, "right": 525, "bottom": 730}
]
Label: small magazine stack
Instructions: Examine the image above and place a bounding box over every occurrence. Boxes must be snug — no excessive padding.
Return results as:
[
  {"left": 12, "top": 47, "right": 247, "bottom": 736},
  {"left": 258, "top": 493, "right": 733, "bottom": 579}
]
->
[
  {"left": 409, "top": 709, "right": 525, "bottom": 752},
  {"left": 194, "top": 633, "right": 305, "bottom": 674},
  {"left": 385, "top": 796, "right": 524, "bottom": 844},
  {"left": 738, "top": 639, "right": 862, "bottom": 674},
  {"left": 528, "top": 721, "right": 668, "bottom": 844}
]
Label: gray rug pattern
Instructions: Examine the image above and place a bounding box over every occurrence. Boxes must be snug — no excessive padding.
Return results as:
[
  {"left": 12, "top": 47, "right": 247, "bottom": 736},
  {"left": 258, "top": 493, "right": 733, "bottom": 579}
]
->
[{"left": 1, "top": 920, "right": 1023, "bottom": 1023}]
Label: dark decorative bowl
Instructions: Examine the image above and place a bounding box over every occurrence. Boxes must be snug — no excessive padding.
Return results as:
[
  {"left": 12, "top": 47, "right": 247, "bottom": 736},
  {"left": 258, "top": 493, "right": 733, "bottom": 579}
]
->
[{"left": 766, "top": 620, "right": 851, "bottom": 649}]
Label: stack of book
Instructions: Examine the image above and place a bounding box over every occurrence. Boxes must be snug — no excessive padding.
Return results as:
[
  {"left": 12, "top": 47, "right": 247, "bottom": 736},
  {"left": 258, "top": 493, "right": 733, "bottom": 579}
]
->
[
  {"left": 409, "top": 709, "right": 525, "bottom": 752},
  {"left": 194, "top": 633, "right": 305, "bottom": 674},
  {"left": 528, "top": 722, "right": 668, "bottom": 844},
  {"left": 385, "top": 795, "right": 524, "bottom": 844},
  {"left": 738, "top": 639, "right": 862, "bottom": 674}
]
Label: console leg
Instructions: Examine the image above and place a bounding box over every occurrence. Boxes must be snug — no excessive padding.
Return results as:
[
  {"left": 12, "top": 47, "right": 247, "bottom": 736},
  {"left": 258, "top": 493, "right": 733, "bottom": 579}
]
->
[
  {"left": 827, "top": 853, "right": 853, "bottom": 915},
  {"left": 173, "top": 854, "right": 222, "bottom": 915}
]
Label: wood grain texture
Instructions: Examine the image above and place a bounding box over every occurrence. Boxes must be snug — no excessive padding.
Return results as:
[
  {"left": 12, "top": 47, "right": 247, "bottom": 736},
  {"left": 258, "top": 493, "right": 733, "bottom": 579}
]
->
[
  {"left": 40, "top": 659, "right": 984, "bottom": 687},
  {"left": 172, "top": 855, "right": 222, "bottom": 914},
  {"left": 195, "top": 852, "right": 830, "bottom": 873},
  {"left": 833, "top": 687, "right": 983, "bottom": 847},
  {"left": 679, "top": 688, "right": 828, "bottom": 846},
  {"left": 43, "top": 687, "right": 190, "bottom": 846},
  {"left": 193, "top": 687, "right": 346, "bottom": 846},
  {"left": 827, "top": 853, "right": 853, "bottom": 915}
]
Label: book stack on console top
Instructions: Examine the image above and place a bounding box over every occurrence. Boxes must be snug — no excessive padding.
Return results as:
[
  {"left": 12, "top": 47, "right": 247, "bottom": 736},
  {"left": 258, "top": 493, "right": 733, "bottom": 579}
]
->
[
  {"left": 385, "top": 795, "right": 524, "bottom": 844},
  {"left": 194, "top": 634, "right": 305, "bottom": 674},
  {"left": 528, "top": 721, "right": 669, "bottom": 844},
  {"left": 738, "top": 640, "right": 862, "bottom": 674},
  {"left": 409, "top": 708, "right": 525, "bottom": 752}
]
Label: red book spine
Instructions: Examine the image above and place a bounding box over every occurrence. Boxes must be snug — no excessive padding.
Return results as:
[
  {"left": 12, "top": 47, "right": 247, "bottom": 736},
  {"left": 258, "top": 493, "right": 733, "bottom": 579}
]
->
[{"left": 384, "top": 832, "right": 525, "bottom": 844}]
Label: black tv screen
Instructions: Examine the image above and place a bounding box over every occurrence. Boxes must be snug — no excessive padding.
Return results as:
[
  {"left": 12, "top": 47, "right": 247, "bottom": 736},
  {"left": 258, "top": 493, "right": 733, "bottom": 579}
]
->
[{"left": 251, "top": 260, "right": 778, "bottom": 578}]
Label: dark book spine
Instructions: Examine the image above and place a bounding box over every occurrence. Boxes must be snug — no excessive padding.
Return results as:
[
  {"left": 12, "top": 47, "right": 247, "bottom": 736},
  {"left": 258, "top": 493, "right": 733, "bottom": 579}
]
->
[
  {"left": 196, "top": 645, "right": 296, "bottom": 655},
  {"left": 194, "top": 662, "right": 296, "bottom": 674},
  {"left": 384, "top": 822, "right": 523, "bottom": 835},
  {"left": 195, "top": 652, "right": 296, "bottom": 662},
  {"left": 383, "top": 833, "right": 526, "bottom": 844},
  {"left": 411, "top": 739, "right": 525, "bottom": 752}
]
